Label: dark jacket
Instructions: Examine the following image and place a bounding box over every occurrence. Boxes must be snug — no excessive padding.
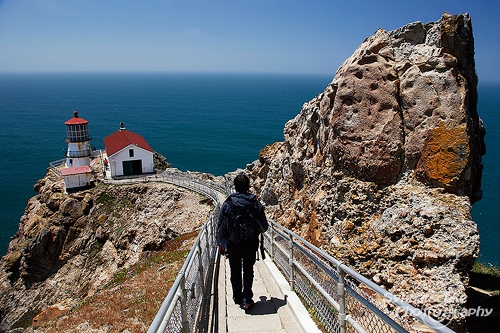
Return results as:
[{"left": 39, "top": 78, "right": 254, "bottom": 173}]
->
[{"left": 217, "top": 192, "right": 268, "bottom": 250}]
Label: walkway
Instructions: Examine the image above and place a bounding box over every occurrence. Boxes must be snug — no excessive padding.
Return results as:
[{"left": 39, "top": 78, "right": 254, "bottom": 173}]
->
[
  {"left": 103, "top": 171, "right": 319, "bottom": 332},
  {"left": 216, "top": 251, "right": 321, "bottom": 333}
]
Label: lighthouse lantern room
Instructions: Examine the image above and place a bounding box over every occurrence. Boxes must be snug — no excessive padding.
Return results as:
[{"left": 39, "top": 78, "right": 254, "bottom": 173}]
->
[{"left": 65, "top": 110, "right": 92, "bottom": 168}]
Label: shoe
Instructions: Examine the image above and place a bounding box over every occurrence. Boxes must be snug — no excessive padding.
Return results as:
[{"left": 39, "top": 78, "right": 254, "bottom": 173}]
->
[
  {"left": 242, "top": 299, "right": 254, "bottom": 311},
  {"left": 233, "top": 297, "right": 242, "bottom": 305}
]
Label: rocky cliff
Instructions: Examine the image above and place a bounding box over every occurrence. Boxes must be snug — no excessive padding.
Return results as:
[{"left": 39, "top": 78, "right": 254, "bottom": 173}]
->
[
  {"left": 240, "top": 13, "right": 484, "bottom": 331},
  {"left": 0, "top": 164, "right": 222, "bottom": 331}
]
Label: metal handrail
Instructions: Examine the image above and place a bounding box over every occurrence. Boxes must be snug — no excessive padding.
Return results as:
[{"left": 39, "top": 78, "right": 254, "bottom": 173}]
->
[
  {"left": 65, "top": 134, "right": 92, "bottom": 142},
  {"left": 147, "top": 172, "right": 223, "bottom": 333},
  {"left": 263, "top": 220, "right": 456, "bottom": 333},
  {"left": 48, "top": 158, "right": 66, "bottom": 177},
  {"left": 148, "top": 210, "right": 219, "bottom": 332},
  {"left": 104, "top": 170, "right": 223, "bottom": 205}
]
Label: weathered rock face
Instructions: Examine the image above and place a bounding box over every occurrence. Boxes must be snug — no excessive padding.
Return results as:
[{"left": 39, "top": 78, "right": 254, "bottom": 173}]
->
[
  {"left": 283, "top": 13, "right": 484, "bottom": 199},
  {"left": 243, "top": 13, "right": 484, "bottom": 331},
  {"left": 0, "top": 170, "right": 217, "bottom": 331}
]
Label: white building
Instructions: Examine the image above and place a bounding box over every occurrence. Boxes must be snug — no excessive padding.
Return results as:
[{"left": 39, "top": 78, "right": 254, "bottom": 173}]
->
[
  {"left": 61, "top": 166, "right": 92, "bottom": 189},
  {"left": 62, "top": 111, "right": 93, "bottom": 190},
  {"left": 104, "top": 123, "right": 154, "bottom": 178}
]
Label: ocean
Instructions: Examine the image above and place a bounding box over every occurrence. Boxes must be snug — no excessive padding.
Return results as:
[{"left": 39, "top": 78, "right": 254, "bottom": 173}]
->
[{"left": 0, "top": 73, "right": 498, "bottom": 265}]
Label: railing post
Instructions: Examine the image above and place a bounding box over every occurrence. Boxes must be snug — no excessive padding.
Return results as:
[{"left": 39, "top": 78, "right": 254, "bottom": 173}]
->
[
  {"left": 270, "top": 224, "right": 274, "bottom": 259},
  {"left": 337, "top": 266, "right": 346, "bottom": 333},
  {"left": 206, "top": 218, "right": 213, "bottom": 262},
  {"left": 213, "top": 211, "right": 218, "bottom": 248},
  {"left": 179, "top": 274, "right": 190, "bottom": 333},
  {"left": 197, "top": 241, "right": 206, "bottom": 296},
  {"left": 288, "top": 234, "right": 294, "bottom": 290}
]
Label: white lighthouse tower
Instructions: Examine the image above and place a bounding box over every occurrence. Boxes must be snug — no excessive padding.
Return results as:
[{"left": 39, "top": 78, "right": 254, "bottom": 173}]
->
[
  {"left": 61, "top": 110, "right": 93, "bottom": 191},
  {"left": 64, "top": 110, "right": 92, "bottom": 167}
]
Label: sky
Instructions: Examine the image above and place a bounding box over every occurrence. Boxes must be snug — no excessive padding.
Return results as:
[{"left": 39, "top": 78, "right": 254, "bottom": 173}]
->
[{"left": 0, "top": 0, "right": 499, "bottom": 81}]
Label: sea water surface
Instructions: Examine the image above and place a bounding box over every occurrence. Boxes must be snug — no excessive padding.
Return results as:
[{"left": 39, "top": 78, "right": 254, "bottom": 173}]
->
[{"left": 0, "top": 73, "right": 498, "bottom": 265}]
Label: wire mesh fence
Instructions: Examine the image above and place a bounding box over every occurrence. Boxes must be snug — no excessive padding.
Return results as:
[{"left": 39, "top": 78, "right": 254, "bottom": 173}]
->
[
  {"left": 263, "top": 221, "right": 457, "bottom": 333},
  {"left": 147, "top": 173, "right": 221, "bottom": 333}
]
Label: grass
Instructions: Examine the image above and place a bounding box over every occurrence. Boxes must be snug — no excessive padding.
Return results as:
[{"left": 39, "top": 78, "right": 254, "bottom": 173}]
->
[
  {"left": 105, "top": 247, "right": 191, "bottom": 288},
  {"left": 469, "top": 261, "right": 500, "bottom": 295},
  {"left": 471, "top": 261, "right": 500, "bottom": 277},
  {"left": 95, "top": 190, "right": 134, "bottom": 216},
  {"left": 34, "top": 231, "right": 198, "bottom": 332},
  {"left": 96, "top": 192, "right": 113, "bottom": 205}
]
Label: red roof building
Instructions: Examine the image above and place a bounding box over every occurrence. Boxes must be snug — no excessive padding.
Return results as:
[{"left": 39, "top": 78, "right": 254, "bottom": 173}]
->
[
  {"left": 104, "top": 129, "right": 154, "bottom": 157},
  {"left": 61, "top": 165, "right": 92, "bottom": 190},
  {"left": 103, "top": 125, "right": 155, "bottom": 178}
]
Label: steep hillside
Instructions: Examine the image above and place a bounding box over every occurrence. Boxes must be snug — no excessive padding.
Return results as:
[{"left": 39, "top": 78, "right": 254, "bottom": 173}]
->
[{"left": 0, "top": 169, "right": 219, "bottom": 331}]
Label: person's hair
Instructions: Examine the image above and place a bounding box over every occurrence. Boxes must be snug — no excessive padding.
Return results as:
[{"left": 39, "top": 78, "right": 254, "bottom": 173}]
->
[{"left": 234, "top": 174, "right": 250, "bottom": 193}]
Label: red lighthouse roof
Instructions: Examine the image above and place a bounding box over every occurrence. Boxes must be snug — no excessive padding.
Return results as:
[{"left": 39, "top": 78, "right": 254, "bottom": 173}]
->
[{"left": 65, "top": 110, "right": 88, "bottom": 125}]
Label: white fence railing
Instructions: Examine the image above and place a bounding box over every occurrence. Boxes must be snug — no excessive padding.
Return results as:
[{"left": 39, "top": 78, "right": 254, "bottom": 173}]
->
[{"left": 145, "top": 172, "right": 222, "bottom": 333}]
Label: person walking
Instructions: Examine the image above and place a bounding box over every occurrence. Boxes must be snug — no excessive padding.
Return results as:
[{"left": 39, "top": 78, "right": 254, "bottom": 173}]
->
[{"left": 217, "top": 174, "right": 269, "bottom": 311}]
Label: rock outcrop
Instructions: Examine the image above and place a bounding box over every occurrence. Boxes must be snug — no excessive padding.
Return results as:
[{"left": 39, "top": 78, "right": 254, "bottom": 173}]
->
[
  {"left": 0, "top": 169, "right": 220, "bottom": 331},
  {"left": 242, "top": 13, "right": 484, "bottom": 331}
]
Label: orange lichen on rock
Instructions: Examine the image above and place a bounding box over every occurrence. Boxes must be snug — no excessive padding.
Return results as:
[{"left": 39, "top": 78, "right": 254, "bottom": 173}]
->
[
  {"left": 307, "top": 209, "right": 321, "bottom": 246},
  {"left": 417, "top": 122, "right": 469, "bottom": 190}
]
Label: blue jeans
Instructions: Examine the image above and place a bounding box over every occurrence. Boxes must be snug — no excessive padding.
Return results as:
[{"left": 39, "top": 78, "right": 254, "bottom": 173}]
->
[{"left": 227, "top": 243, "right": 257, "bottom": 303}]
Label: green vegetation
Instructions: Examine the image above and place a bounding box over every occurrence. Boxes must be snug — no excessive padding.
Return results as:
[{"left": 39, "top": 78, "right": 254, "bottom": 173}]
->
[
  {"left": 106, "top": 249, "right": 190, "bottom": 288},
  {"left": 95, "top": 190, "right": 134, "bottom": 219},
  {"left": 105, "top": 231, "right": 197, "bottom": 288},
  {"left": 90, "top": 238, "right": 105, "bottom": 258},
  {"left": 96, "top": 192, "right": 113, "bottom": 204},
  {"left": 470, "top": 261, "right": 500, "bottom": 295},
  {"left": 471, "top": 261, "right": 500, "bottom": 277},
  {"left": 37, "top": 231, "right": 199, "bottom": 332}
]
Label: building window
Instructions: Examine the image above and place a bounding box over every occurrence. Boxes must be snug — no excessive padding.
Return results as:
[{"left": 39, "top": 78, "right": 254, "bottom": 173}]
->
[{"left": 129, "top": 149, "right": 134, "bottom": 157}]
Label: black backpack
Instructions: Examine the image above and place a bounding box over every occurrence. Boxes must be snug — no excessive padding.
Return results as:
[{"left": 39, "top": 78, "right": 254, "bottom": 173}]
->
[{"left": 226, "top": 197, "right": 261, "bottom": 245}]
